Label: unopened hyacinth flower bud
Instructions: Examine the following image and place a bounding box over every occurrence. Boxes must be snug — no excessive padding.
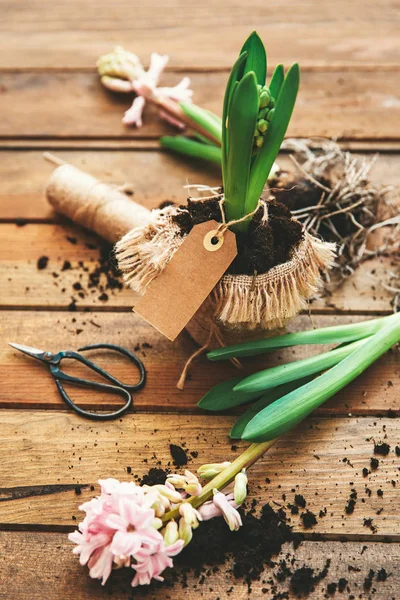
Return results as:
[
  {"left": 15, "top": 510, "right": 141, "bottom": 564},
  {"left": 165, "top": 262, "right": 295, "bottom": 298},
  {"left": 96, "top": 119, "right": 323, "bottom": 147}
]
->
[
  {"left": 179, "top": 502, "right": 202, "bottom": 529},
  {"left": 152, "top": 517, "right": 163, "bottom": 530},
  {"left": 183, "top": 470, "right": 202, "bottom": 496},
  {"left": 234, "top": 469, "right": 248, "bottom": 505},
  {"left": 178, "top": 516, "right": 193, "bottom": 546},
  {"left": 162, "top": 520, "right": 179, "bottom": 546},
  {"left": 166, "top": 473, "right": 187, "bottom": 489},
  {"left": 153, "top": 484, "right": 183, "bottom": 504},
  {"left": 97, "top": 46, "right": 144, "bottom": 82},
  {"left": 197, "top": 462, "right": 231, "bottom": 480},
  {"left": 259, "top": 89, "right": 271, "bottom": 109},
  {"left": 257, "top": 119, "right": 268, "bottom": 134}
]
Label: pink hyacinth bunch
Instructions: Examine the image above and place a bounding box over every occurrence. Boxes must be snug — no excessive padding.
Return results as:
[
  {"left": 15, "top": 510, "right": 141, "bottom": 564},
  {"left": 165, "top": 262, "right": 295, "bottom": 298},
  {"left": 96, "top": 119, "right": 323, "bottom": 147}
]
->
[{"left": 69, "top": 464, "right": 247, "bottom": 588}]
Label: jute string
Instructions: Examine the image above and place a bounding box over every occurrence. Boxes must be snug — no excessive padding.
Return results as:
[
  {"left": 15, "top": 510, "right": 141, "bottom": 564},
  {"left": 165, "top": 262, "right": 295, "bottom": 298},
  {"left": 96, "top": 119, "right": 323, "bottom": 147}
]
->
[
  {"left": 176, "top": 199, "right": 260, "bottom": 389},
  {"left": 44, "top": 153, "right": 152, "bottom": 243}
]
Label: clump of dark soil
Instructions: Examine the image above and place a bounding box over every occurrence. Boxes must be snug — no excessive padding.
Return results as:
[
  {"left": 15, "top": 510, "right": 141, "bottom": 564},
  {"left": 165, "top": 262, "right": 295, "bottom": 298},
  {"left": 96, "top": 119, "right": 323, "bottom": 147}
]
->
[
  {"left": 175, "top": 503, "right": 303, "bottom": 588},
  {"left": 139, "top": 467, "right": 169, "bottom": 486},
  {"left": 300, "top": 510, "right": 317, "bottom": 529},
  {"left": 169, "top": 444, "right": 188, "bottom": 466},
  {"left": 37, "top": 255, "right": 49, "bottom": 270},
  {"left": 290, "top": 560, "right": 330, "bottom": 596},
  {"left": 374, "top": 441, "right": 390, "bottom": 456},
  {"left": 172, "top": 196, "right": 304, "bottom": 276}
]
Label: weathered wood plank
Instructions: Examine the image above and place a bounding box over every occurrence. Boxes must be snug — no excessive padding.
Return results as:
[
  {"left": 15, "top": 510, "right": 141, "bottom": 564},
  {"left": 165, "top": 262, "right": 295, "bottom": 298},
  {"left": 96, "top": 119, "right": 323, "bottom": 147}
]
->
[
  {"left": 0, "top": 532, "right": 399, "bottom": 599},
  {"left": 1, "top": 149, "right": 399, "bottom": 222},
  {"left": 1, "top": 70, "right": 400, "bottom": 140},
  {"left": 2, "top": 311, "right": 399, "bottom": 414},
  {"left": 0, "top": 221, "right": 395, "bottom": 312},
  {"left": 0, "top": 411, "right": 398, "bottom": 536},
  {"left": 0, "top": 149, "right": 221, "bottom": 221},
  {"left": 2, "top": 1, "right": 400, "bottom": 68}
]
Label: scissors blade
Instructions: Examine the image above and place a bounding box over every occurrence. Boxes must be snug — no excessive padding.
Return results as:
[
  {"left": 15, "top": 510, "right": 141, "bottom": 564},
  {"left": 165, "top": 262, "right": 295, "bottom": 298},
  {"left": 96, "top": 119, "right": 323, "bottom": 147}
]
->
[{"left": 8, "top": 342, "right": 48, "bottom": 360}]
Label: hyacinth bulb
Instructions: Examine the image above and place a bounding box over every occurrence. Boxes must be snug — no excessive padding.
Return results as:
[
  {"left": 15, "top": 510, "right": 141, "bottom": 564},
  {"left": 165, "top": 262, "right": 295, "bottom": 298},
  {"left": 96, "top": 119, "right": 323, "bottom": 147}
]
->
[{"left": 97, "top": 46, "right": 144, "bottom": 82}]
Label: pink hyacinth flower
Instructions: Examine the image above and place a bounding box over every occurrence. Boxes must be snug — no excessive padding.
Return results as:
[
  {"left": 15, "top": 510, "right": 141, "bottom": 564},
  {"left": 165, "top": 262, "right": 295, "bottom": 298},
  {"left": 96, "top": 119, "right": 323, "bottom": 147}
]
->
[
  {"left": 107, "top": 497, "right": 163, "bottom": 559},
  {"left": 131, "top": 539, "right": 185, "bottom": 587},
  {"left": 212, "top": 491, "right": 242, "bottom": 531}
]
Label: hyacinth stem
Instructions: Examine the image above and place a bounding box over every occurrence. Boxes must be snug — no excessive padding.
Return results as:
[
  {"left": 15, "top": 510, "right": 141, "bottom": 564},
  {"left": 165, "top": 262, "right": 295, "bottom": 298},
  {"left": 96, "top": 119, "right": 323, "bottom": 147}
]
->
[
  {"left": 162, "top": 440, "right": 275, "bottom": 523},
  {"left": 149, "top": 95, "right": 221, "bottom": 146}
]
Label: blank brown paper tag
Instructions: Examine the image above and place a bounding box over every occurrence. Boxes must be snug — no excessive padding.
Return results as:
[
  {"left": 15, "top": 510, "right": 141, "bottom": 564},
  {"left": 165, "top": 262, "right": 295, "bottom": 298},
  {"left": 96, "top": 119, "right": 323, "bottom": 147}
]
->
[{"left": 134, "top": 220, "right": 237, "bottom": 340}]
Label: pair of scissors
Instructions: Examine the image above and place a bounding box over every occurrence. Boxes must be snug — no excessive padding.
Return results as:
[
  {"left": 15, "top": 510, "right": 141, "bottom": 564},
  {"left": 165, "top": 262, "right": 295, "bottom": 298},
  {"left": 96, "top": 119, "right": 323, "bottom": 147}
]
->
[{"left": 9, "top": 342, "right": 146, "bottom": 421}]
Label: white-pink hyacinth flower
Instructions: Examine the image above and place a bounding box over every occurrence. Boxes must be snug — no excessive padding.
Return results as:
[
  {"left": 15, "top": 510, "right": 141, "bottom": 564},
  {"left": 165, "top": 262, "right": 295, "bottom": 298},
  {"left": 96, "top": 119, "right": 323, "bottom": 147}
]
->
[
  {"left": 69, "top": 478, "right": 182, "bottom": 587},
  {"left": 212, "top": 490, "right": 242, "bottom": 531},
  {"left": 107, "top": 497, "right": 163, "bottom": 558},
  {"left": 131, "top": 539, "right": 184, "bottom": 587},
  {"left": 198, "top": 492, "right": 239, "bottom": 522}
]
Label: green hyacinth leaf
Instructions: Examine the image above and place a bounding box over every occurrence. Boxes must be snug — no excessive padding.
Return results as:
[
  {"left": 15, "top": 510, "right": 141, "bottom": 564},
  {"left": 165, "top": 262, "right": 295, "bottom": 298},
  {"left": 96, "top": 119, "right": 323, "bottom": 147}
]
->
[
  {"left": 240, "top": 31, "right": 267, "bottom": 85},
  {"left": 160, "top": 136, "right": 222, "bottom": 165},
  {"left": 225, "top": 71, "right": 259, "bottom": 228},
  {"left": 268, "top": 64, "right": 284, "bottom": 100},
  {"left": 180, "top": 102, "right": 222, "bottom": 143},
  {"left": 230, "top": 377, "right": 312, "bottom": 439},
  {"left": 197, "top": 377, "right": 261, "bottom": 412},
  {"left": 222, "top": 51, "right": 248, "bottom": 183}
]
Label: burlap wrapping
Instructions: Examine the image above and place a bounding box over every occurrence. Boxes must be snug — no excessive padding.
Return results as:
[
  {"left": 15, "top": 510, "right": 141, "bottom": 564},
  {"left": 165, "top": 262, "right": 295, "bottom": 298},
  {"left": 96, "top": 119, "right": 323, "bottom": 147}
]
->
[{"left": 116, "top": 200, "right": 336, "bottom": 347}]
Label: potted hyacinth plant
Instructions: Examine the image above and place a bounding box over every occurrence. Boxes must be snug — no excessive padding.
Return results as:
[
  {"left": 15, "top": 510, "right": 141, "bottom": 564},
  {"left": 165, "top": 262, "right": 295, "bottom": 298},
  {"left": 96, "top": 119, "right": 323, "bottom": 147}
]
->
[{"left": 116, "top": 32, "right": 335, "bottom": 357}]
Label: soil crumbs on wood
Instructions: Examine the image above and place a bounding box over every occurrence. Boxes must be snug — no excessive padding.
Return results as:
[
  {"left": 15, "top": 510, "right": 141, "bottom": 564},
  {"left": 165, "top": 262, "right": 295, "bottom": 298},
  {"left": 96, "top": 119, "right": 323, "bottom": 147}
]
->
[{"left": 102, "top": 465, "right": 393, "bottom": 600}]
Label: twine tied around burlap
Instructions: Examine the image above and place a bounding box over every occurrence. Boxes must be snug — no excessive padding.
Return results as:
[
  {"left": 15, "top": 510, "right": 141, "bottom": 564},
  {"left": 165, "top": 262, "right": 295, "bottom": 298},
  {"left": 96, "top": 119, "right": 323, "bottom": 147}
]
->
[{"left": 116, "top": 188, "right": 336, "bottom": 388}]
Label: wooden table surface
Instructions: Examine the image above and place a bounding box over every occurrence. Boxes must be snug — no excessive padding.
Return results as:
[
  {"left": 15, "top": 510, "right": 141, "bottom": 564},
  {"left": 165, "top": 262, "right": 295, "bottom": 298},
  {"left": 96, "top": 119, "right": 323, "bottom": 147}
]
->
[{"left": 1, "top": 2, "right": 399, "bottom": 599}]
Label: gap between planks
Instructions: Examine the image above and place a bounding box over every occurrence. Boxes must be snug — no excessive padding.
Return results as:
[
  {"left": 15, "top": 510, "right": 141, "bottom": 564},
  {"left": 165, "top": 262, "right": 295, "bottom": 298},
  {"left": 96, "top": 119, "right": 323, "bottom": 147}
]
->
[
  {"left": 2, "top": 70, "right": 400, "bottom": 140},
  {"left": 1, "top": 534, "right": 399, "bottom": 600},
  {"left": 1, "top": 311, "right": 399, "bottom": 414},
  {"left": 0, "top": 410, "right": 398, "bottom": 537}
]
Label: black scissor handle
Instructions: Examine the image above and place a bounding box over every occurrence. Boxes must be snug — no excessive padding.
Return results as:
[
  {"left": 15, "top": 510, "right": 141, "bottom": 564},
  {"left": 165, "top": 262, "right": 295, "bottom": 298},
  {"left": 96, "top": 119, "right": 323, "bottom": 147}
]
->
[
  {"left": 77, "top": 343, "right": 146, "bottom": 391},
  {"left": 53, "top": 376, "right": 132, "bottom": 421},
  {"left": 48, "top": 343, "right": 146, "bottom": 421}
]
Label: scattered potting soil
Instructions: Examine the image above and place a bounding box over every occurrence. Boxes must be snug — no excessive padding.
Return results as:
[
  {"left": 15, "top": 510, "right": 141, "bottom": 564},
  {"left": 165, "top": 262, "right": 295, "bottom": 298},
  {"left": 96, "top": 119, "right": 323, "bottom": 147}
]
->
[
  {"left": 37, "top": 255, "right": 49, "bottom": 270},
  {"left": 289, "top": 560, "right": 330, "bottom": 596},
  {"left": 300, "top": 510, "right": 317, "bottom": 529},
  {"left": 32, "top": 236, "right": 125, "bottom": 332},
  {"left": 374, "top": 442, "right": 390, "bottom": 456},
  {"left": 100, "top": 450, "right": 395, "bottom": 599},
  {"left": 172, "top": 196, "right": 304, "bottom": 276},
  {"left": 169, "top": 444, "right": 188, "bottom": 466}
]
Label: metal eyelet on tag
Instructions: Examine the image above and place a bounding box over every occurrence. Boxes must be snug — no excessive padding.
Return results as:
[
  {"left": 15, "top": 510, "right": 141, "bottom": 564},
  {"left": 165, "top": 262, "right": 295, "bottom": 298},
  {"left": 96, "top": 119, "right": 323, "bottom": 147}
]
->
[{"left": 203, "top": 230, "right": 224, "bottom": 252}]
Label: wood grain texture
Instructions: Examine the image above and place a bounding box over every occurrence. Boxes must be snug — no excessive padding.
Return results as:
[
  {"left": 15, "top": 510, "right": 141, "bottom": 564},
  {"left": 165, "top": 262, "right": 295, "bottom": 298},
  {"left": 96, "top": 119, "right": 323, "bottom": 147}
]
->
[
  {"left": 0, "top": 150, "right": 221, "bottom": 221},
  {"left": 2, "top": 311, "right": 399, "bottom": 414},
  {"left": 0, "top": 410, "right": 398, "bottom": 535},
  {"left": 0, "top": 221, "right": 395, "bottom": 312},
  {"left": 2, "top": 1, "right": 400, "bottom": 68},
  {"left": 1, "top": 149, "right": 399, "bottom": 221},
  {"left": 1, "top": 70, "right": 400, "bottom": 140},
  {"left": 0, "top": 532, "right": 399, "bottom": 599}
]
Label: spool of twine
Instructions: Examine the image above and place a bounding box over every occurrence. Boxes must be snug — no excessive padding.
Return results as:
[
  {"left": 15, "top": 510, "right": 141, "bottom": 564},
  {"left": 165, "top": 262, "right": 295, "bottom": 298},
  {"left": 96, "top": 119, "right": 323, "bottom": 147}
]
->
[{"left": 45, "top": 161, "right": 152, "bottom": 243}]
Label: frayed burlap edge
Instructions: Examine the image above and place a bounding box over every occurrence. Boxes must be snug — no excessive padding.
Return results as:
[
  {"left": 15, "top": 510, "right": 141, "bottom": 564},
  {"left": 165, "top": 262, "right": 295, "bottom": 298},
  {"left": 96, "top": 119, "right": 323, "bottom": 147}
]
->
[
  {"left": 115, "top": 202, "right": 336, "bottom": 331},
  {"left": 115, "top": 205, "right": 183, "bottom": 293},
  {"left": 213, "top": 234, "right": 335, "bottom": 330}
]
